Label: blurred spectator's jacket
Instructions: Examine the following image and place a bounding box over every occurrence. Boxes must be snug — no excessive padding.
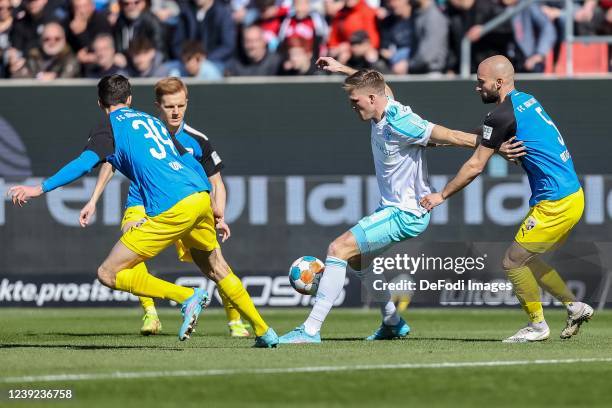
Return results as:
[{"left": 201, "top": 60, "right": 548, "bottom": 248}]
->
[
  {"left": 114, "top": 10, "right": 166, "bottom": 54},
  {"left": 328, "top": 0, "right": 379, "bottom": 49},
  {"left": 172, "top": 0, "right": 235, "bottom": 64},
  {"left": 12, "top": 45, "right": 80, "bottom": 78},
  {"left": 409, "top": 0, "right": 448, "bottom": 73}
]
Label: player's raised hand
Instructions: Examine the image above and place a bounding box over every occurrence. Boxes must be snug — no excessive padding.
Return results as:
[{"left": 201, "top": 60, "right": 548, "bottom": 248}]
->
[
  {"left": 499, "top": 136, "right": 526, "bottom": 163},
  {"left": 79, "top": 201, "right": 97, "bottom": 227},
  {"left": 7, "top": 184, "right": 43, "bottom": 207},
  {"left": 420, "top": 192, "right": 445, "bottom": 211},
  {"left": 316, "top": 57, "right": 345, "bottom": 73},
  {"left": 216, "top": 217, "right": 231, "bottom": 243}
]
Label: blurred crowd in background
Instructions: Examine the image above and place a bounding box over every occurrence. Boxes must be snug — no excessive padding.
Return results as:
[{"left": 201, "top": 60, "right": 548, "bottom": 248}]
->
[{"left": 0, "top": 0, "right": 610, "bottom": 80}]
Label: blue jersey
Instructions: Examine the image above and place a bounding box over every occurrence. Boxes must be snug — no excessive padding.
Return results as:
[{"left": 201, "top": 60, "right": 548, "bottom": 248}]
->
[
  {"left": 85, "top": 108, "right": 211, "bottom": 216},
  {"left": 480, "top": 90, "right": 581, "bottom": 206},
  {"left": 124, "top": 122, "right": 224, "bottom": 209}
]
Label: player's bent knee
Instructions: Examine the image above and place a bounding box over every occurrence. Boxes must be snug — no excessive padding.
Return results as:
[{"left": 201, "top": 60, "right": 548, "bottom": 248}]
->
[
  {"left": 327, "top": 240, "right": 347, "bottom": 260},
  {"left": 97, "top": 265, "right": 115, "bottom": 288}
]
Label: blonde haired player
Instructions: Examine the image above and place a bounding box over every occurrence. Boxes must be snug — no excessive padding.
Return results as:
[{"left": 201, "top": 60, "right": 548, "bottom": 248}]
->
[
  {"left": 80, "top": 77, "right": 250, "bottom": 338},
  {"left": 279, "top": 58, "right": 525, "bottom": 344},
  {"left": 10, "top": 75, "right": 278, "bottom": 347}
]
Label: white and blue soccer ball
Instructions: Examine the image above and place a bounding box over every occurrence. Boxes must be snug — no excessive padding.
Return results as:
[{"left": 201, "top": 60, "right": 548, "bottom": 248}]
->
[{"left": 288, "top": 256, "right": 325, "bottom": 295}]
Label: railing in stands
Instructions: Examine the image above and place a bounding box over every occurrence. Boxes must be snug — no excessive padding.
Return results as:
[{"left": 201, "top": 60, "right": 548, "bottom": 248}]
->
[{"left": 460, "top": 0, "right": 612, "bottom": 78}]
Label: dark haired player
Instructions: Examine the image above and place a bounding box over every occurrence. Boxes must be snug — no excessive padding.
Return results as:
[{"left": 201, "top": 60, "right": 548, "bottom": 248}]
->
[{"left": 9, "top": 75, "right": 279, "bottom": 347}]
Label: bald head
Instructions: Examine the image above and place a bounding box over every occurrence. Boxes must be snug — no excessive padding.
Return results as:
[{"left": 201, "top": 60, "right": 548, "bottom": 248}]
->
[
  {"left": 479, "top": 55, "right": 515, "bottom": 82},
  {"left": 476, "top": 55, "right": 516, "bottom": 104}
]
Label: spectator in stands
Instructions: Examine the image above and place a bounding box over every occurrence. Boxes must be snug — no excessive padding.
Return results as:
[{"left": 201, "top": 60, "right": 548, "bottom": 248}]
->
[
  {"left": 225, "top": 24, "right": 282, "bottom": 76},
  {"left": 64, "top": 0, "right": 112, "bottom": 66},
  {"left": 323, "top": 0, "right": 345, "bottom": 21},
  {"left": 408, "top": 0, "right": 448, "bottom": 73},
  {"left": 0, "top": 0, "right": 14, "bottom": 77},
  {"left": 278, "top": 36, "right": 318, "bottom": 75},
  {"left": 379, "top": 0, "right": 412, "bottom": 74},
  {"left": 162, "top": 39, "right": 222, "bottom": 78},
  {"left": 571, "top": 0, "right": 612, "bottom": 35},
  {"left": 113, "top": 0, "right": 165, "bottom": 55},
  {"left": 243, "top": 0, "right": 289, "bottom": 50},
  {"left": 345, "top": 29, "right": 387, "bottom": 71},
  {"left": 328, "top": 0, "right": 379, "bottom": 61},
  {"left": 151, "top": 0, "right": 180, "bottom": 24},
  {"left": 277, "top": 0, "right": 328, "bottom": 57},
  {"left": 11, "top": 0, "right": 57, "bottom": 53},
  {"left": 11, "top": 21, "right": 80, "bottom": 79},
  {"left": 600, "top": 1, "right": 612, "bottom": 35},
  {"left": 445, "top": 0, "right": 507, "bottom": 74},
  {"left": 172, "top": 0, "right": 235, "bottom": 68},
  {"left": 84, "top": 33, "right": 128, "bottom": 77},
  {"left": 501, "top": 0, "right": 555, "bottom": 73},
  {"left": 127, "top": 35, "right": 166, "bottom": 77}
]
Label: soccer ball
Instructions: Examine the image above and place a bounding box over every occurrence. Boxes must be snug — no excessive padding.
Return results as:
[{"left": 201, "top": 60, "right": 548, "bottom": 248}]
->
[{"left": 289, "top": 256, "right": 325, "bottom": 295}]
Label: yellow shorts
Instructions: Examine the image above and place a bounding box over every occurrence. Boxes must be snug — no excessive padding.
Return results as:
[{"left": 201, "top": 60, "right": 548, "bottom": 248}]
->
[
  {"left": 120, "top": 192, "right": 219, "bottom": 261},
  {"left": 515, "top": 188, "right": 584, "bottom": 253},
  {"left": 121, "top": 205, "right": 147, "bottom": 229}
]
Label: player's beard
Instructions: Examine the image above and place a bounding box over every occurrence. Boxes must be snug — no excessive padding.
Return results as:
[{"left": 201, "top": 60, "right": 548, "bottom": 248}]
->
[{"left": 480, "top": 88, "right": 500, "bottom": 104}]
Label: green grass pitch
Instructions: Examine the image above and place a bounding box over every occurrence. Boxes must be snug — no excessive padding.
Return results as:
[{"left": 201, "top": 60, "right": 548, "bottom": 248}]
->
[{"left": 1, "top": 307, "right": 611, "bottom": 407}]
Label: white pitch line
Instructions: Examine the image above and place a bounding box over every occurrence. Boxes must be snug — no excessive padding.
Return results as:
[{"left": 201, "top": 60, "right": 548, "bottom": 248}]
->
[{"left": 2, "top": 357, "right": 612, "bottom": 384}]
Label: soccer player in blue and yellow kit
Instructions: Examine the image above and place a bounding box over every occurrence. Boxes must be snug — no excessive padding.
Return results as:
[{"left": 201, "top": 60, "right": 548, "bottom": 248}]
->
[
  {"left": 421, "top": 55, "right": 594, "bottom": 342},
  {"left": 79, "top": 78, "right": 251, "bottom": 338},
  {"left": 9, "top": 75, "right": 278, "bottom": 347}
]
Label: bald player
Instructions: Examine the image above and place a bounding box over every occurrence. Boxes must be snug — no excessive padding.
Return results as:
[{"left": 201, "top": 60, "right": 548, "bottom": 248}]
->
[{"left": 420, "top": 55, "right": 594, "bottom": 343}]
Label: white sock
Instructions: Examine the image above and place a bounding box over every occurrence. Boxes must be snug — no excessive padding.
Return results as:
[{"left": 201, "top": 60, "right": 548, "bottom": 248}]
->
[
  {"left": 303, "top": 256, "right": 347, "bottom": 336},
  {"left": 529, "top": 320, "right": 549, "bottom": 331},
  {"left": 566, "top": 302, "right": 581, "bottom": 314},
  {"left": 381, "top": 301, "right": 400, "bottom": 326}
]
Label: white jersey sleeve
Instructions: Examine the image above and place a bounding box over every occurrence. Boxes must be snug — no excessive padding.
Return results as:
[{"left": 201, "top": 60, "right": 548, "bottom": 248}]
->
[{"left": 385, "top": 103, "right": 435, "bottom": 146}]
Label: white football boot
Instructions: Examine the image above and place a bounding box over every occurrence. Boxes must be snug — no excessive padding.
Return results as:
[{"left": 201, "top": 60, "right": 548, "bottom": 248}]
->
[
  {"left": 560, "top": 302, "right": 594, "bottom": 339},
  {"left": 503, "top": 323, "right": 550, "bottom": 343}
]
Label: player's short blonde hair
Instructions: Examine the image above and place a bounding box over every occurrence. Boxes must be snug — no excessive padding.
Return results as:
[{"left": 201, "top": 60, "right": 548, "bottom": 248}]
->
[
  {"left": 154, "top": 77, "right": 188, "bottom": 103},
  {"left": 343, "top": 70, "right": 386, "bottom": 95}
]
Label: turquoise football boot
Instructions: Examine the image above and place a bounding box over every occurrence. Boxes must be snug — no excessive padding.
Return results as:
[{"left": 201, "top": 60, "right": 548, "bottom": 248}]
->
[
  {"left": 178, "top": 288, "right": 209, "bottom": 341},
  {"left": 278, "top": 325, "right": 321, "bottom": 344},
  {"left": 365, "top": 317, "right": 410, "bottom": 340},
  {"left": 254, "top": 327, "right": 279, "bottom": 348}
]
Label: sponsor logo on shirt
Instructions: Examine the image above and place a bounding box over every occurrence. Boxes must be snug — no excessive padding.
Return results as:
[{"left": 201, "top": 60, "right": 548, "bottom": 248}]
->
[
  {"left": 211, "top": 151, "right": 222, "bottom": 165},
  {"left": 383, "top": 127, "right": 392, "bottom": 141}
]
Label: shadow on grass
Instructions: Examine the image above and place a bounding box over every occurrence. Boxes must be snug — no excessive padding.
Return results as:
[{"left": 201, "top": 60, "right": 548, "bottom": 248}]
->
[
  {"left": 325, "top": 337, "right": 500, "bottom": 342},
  {"left": 26, "top": 332, "right": 175, "bottom": 338},
  {"left": 0, "top": 343, "right": 184, "bottom": 350}
]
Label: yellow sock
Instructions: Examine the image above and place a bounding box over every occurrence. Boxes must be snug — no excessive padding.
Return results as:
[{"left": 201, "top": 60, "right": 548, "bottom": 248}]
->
[
  {"left": 217, "top": 272, "right": 268, "bottom": 336},
  {"left": 529, "top": 258, "right": 575, "bottom": 304},
  {"left": 115, "top": 262, "right": 193, "bottom": 304},
  {"left": 219, "top": 289, "right": 241, "bottom": 323},
  {"left": 506, "top": 265, "right": 544, "bottom": 323},
  {"left": 140, "top": 296, "right": 156, "bottom": 314}
]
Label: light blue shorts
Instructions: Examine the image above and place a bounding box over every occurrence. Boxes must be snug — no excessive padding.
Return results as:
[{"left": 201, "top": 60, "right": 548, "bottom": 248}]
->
[{"left": 350, "top": 206, "right": 430, "bottom": 256}]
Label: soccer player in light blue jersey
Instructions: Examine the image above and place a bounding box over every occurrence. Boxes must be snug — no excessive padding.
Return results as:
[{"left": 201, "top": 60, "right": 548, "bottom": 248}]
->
[{"left": 421, "top": 55, "right": 593, "bottom": 342}]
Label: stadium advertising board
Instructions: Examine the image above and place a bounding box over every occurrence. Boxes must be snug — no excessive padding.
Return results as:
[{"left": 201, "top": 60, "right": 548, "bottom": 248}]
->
[{"left": 1, "top": 80, "right": 611, "bottom": 307}]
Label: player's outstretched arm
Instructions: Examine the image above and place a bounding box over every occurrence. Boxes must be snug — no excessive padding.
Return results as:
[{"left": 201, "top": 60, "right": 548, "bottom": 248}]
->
[
  {"left": 316, "top": 57, "right": 358, "bottom": 76},
  {"left": 8, "top": 150, "right": 102, "bottom": 207},
  {"left": 428, "top": 124, "right": 478, "bottom": 148},
  {"left": 428, "top": 126, "right": 526, "bottom": 160},
  {"left": 209, "top": 173, "right": 231, "bottom": 242},
  {"left": 420, "top": 145, "right": 496, "bottom": 210},
  {"left": 79, "top": 162, "right": 115, "bottom": 227}
]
